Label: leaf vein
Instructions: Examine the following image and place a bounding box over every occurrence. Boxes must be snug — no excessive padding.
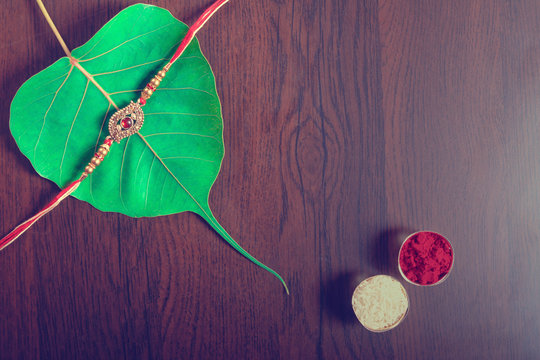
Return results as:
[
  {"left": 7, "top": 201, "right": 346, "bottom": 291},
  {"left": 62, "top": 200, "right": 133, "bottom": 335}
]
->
[
  {"left": 59, "top": 79, "right": 90, "bottom": 184},
  {"left": 33, "top": 65, "right": 74, "bottom": 161},
  {"left": 110, "top": 87, "right": 216, "bottom": 97},
  {"left": 89, "top": 103, "right": 112, "bottom": 203},
  {"left": 136, "top": 134, "right": 215, "bottom": 224},
  {"left": 78, "top": 9, "right": 145, "bottom": 60},
  {"left": 133, "top": 147, "right": 147, "bottom": 182},
  {"left": 162, "top": 156, "right": 216, "bottom": 163},
  {"left": 93, "top": 58, "right": 168, "bottom": 77},
  {"left": 144, "top": 112, "right": 218, "bottom": 118},
  {"left": 143, "top": 132, "right": 217, "bottom": 141},
  {"left": 145, "top": 157, "right": 156, "bottom": 210},
  {"left": 79, "top": 23, "right": 175, "bottom": 63},
  {"left": 110, "top": 89, "right": 142, "bottom": 95},
  {"left": 21, "top": 92, "right": 58, "bottom": 110},
  {"left": 33, "top": 69, "right": 71, "bottom": 91},
  {"left": 157, "top": 176, "right": 168, "bottom": 212},
  {"left": 119, "top": 137, "right": 131, "bottom": 211},
  {"left": 157, "top": 87, "right": 217, "bottom": 98}
]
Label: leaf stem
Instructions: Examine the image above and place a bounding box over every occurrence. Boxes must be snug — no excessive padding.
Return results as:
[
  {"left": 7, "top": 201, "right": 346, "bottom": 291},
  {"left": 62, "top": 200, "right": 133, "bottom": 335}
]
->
[
  {"left": 36, "top": 0, "right": 119, "bottom": 110},
  {"left": 71, "top": 59, "right": 119, "bottom": 110},
  {"left": 36, "top": 0, "right": 72, "bottom": 58}
]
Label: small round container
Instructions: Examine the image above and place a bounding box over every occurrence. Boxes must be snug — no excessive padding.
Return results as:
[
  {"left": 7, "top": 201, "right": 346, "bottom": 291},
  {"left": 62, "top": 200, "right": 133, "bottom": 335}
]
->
[
  {"left": 398, "top": 231, "right": 454, "bottom": 286},
  {"left": 351, "top": 275, "right": 409, "bottom": 332}
]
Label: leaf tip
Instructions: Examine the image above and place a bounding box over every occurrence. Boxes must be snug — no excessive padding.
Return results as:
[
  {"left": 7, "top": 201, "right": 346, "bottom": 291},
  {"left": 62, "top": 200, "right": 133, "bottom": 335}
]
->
[
  {"left": 283, "top": 281, "right": 290, "bottom": 296},
  {"left": 269, "top": 269, "right": 289, "bottom": 295}
]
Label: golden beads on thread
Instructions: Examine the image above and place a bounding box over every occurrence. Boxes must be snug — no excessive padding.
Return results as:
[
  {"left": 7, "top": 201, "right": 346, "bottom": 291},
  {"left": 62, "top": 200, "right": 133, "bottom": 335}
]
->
[
  {"left": 142, "top": 88, "right": 154, "bottom": 97},
  {"left": 82, "top": 137, "right": 112, "bottom": 177},
  {"left": 91, "top": 157, "right": 101, "bottom": 166},
  {"left": 98, "top": 147, "right": 108, "bottom": 157},
  {"left": 140, "top": 67, "right": 168, "bottom": 101}
]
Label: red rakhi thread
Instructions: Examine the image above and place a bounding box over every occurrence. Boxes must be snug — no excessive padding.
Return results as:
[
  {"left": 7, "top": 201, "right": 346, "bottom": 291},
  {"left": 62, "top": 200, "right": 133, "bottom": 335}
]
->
[
  {"left": 0, "top": 0, "right": 230, "bottom": 252},
  {"left": 0, "top": 177, "right": 83, "bottom": 251},
  {"left": 139, "top": 0, "right": 230, "bottom": 105},
  {"left": 170, "top": 0, "right": 230, "bottom": 64}
]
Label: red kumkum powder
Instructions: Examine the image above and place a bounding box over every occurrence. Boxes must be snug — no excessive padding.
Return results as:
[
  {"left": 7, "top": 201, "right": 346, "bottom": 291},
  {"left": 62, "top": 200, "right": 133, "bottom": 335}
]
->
[{"left": 398, "top": 231, "right": 454, "bottom": 286}]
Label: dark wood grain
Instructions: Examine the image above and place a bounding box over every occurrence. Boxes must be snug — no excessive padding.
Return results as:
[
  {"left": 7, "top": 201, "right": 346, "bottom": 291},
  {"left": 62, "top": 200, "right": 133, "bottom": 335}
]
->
[{"left": 1, "top": 0, "right": 539, "bottom": 359}]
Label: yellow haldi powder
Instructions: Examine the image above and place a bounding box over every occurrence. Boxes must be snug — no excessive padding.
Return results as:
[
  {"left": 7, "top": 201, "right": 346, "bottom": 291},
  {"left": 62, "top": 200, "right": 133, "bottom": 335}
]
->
[{"left": 351, "top": 275, "right": 409, "bottom": 332}]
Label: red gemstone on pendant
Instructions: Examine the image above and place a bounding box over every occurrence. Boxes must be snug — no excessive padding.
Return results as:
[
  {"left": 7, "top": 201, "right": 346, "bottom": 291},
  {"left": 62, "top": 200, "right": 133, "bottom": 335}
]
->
[{"left": 121, "top": 117, "right": 133, "bottom": 129}]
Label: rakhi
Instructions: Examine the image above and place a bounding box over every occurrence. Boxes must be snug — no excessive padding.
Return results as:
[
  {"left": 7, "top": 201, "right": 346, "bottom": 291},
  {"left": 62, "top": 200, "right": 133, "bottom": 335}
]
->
[{"left": 2, "top": 0, "right": 288, "bottom": 293}]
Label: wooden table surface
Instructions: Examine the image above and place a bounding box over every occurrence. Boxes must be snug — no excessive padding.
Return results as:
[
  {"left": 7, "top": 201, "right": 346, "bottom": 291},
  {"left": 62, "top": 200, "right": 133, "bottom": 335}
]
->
[{"left": 1, "top": 1, "right": 539, "bottom": 359}]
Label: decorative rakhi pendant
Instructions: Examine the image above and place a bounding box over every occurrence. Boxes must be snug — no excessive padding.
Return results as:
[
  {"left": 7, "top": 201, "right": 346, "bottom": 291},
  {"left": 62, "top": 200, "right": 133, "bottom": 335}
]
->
[
  {"left": 108, "top": 101, "right": 145, "bottom": 143},
  {"left": 81, "top": 67, "right": 169, "bottom": 177}
]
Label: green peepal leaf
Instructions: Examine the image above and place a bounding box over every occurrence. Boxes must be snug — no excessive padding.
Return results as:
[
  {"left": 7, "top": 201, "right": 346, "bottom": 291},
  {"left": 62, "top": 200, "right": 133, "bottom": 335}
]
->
[{"left": 9, "top": 4, "right": 288, "bottom": 293}]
